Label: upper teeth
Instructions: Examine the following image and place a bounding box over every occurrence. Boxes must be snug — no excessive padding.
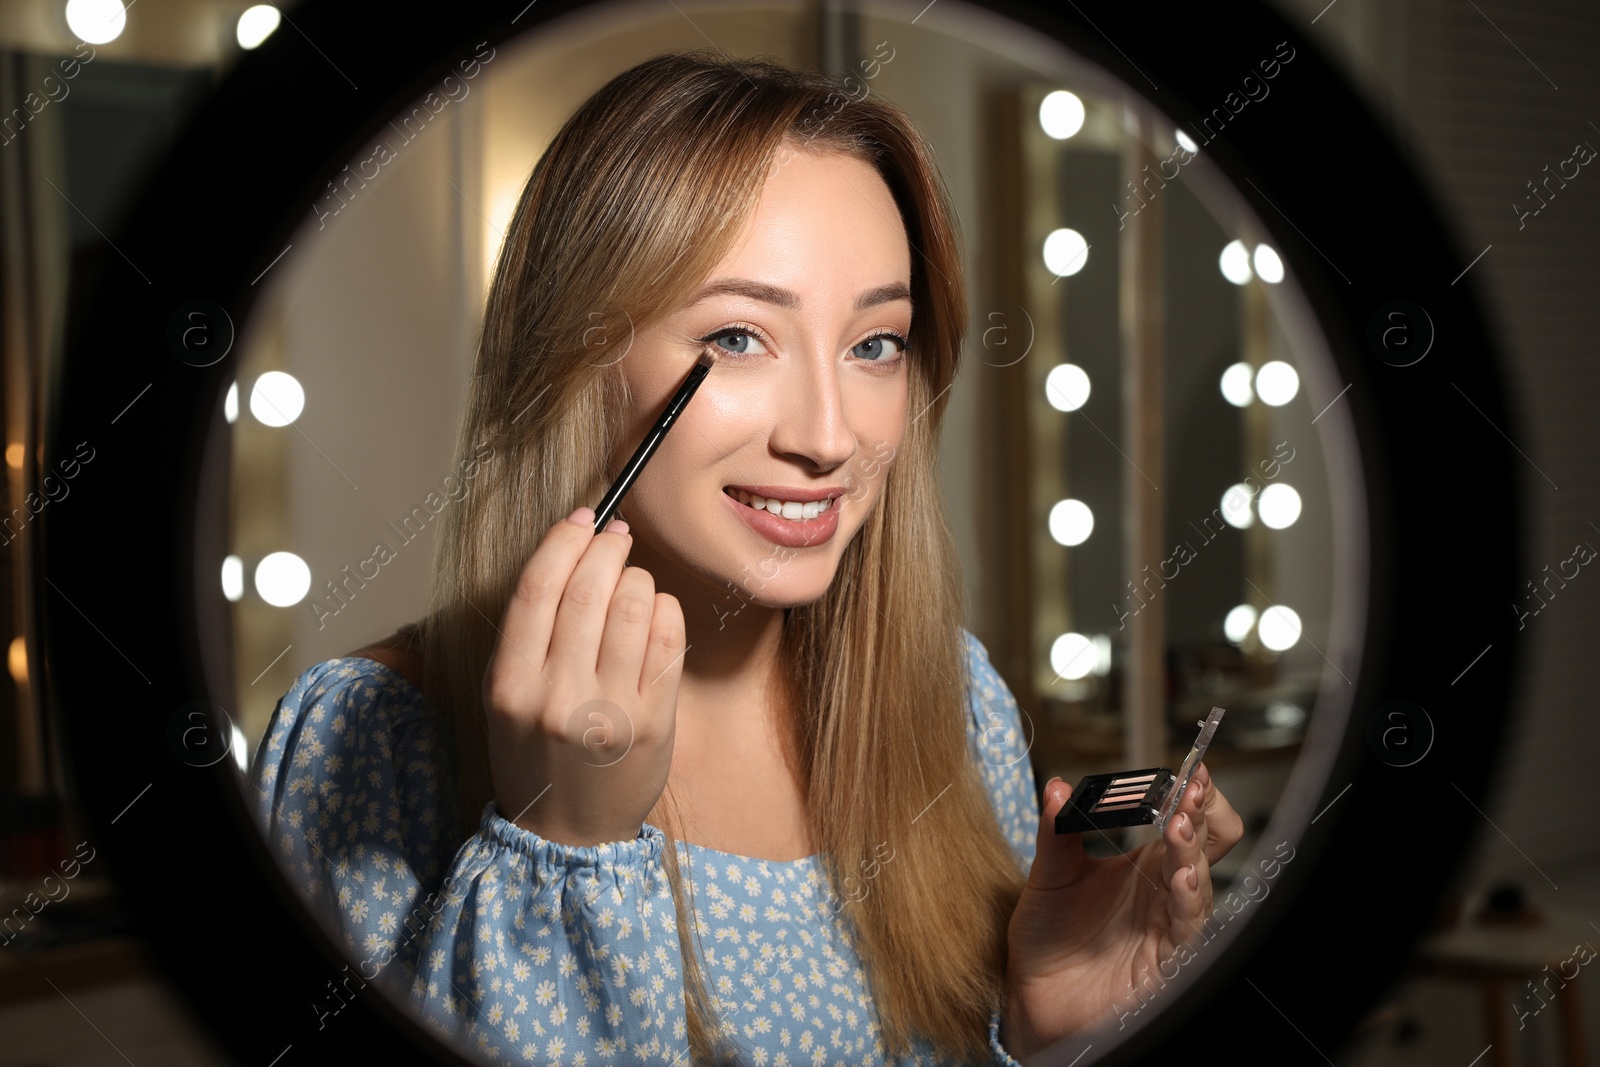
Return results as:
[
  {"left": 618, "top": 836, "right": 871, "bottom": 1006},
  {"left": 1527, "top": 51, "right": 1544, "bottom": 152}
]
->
[{"left": 730, "top": 489, "right": 833, "bottom": 521}]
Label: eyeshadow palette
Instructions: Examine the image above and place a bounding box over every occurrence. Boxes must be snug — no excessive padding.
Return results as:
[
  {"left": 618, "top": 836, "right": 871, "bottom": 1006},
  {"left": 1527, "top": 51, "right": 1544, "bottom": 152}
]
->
[
  {"left": 1054, "top": 768, "right": 1177, "bottom": 833},
  {"left": 1054, "top": 705, "right": 1227, "bottom": 835}
]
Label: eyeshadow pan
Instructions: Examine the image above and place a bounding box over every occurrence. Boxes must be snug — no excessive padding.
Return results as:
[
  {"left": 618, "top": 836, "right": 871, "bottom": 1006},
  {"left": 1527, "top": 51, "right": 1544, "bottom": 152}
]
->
[
  {"left": 1054, "top": 767, "right": 1176, "bottom": 833},
  {"left": 1056, "top": 706, "right": 1228, "bottom": 836}
]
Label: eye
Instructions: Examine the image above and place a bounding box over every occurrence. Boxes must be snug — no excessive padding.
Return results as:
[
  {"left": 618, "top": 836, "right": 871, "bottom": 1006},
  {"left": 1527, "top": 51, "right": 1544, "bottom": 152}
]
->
[
  {"left": 701, "top": 324, "right": 771, "bottom": 358},
  {"left": 852, "top": 331, "right": 909, "bottom": 366}
]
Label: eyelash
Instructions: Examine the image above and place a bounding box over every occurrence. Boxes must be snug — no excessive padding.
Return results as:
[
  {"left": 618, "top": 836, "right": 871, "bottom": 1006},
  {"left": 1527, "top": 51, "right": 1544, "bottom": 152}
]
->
[{"left": 700, "top": 323, "right": 910, "bottom": 369}]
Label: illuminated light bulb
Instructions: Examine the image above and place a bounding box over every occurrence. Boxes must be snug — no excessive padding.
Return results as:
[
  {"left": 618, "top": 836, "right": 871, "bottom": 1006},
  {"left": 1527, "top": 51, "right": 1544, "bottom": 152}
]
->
[
  {"left": 255, "top": 551, "right": 311, "bottom": 607},
  {"left": 1040, "top": 91, "right": 1086, "bottom": 139},
  {"left": 1043, "top": 228, "right": 1089, "bottom": 278},
  {"left": 8, "top": 636, "right": 27, "bottom": 683},
  {"left": 1045, "top": 363, "right": 1090, "bottom": 412},
  {"left": 237, "top": 5, "right": 281, "bottom": 50},
  {"left": 1253, "top": 243, "right": 1284, "bottom": 284},
  {"left": 1221, "top": 484, "right": 1255, "bottom": 529},
  {"left": 66, "top": 0, "right": 125, "bottom": 44},
  {"left": 1255, "top": 361, "right": 1299, "bottom": 406},
  {"left": 1092, "top": 633, "right": 1112, "bottom": 677},
  {"left": 1223, "top": 604, "right": 1256, "bottom": 644},
  {"left": 222, "top": 556, "right": 244, "bottom": 602},
  {"left": 1265, "top": 701, "right": 1305, "bottom": 727},
  {"left": 1048, "top": 499, "right": 1094, "bottom": 547},
  {"left": 1219, "top": 239, "right": 1252, "bottom": 285},
  {"left": 1258, "top": 483, "right": 1302, "bottom": 529},
  {"left": 1051, "top": 632, "right": 1096, "bottom": 681},
  {"left": 1259, "top": 605, "right": 1303, "bottom": 651},
  {"left": 250, "top": 371, "right": 306, "bottom": 426},
  {"left": 1220, "top": 362, "right": 1254, "bottom": 407}
]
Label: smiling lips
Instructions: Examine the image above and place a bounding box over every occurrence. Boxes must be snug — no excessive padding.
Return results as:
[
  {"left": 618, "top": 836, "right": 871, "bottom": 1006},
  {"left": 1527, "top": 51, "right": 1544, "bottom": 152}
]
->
[
  {"left": 724, "top": 486, "right": 838, "bottom": 521},
  {"left": 723, "top": 485, "right": 844, "bottom": 546}
]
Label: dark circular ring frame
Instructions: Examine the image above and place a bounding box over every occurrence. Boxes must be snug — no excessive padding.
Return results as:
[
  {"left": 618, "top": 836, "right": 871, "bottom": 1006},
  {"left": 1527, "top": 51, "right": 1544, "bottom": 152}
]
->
[{"left": 46, "top": 0, "right": 1520, "bottom": 1062}]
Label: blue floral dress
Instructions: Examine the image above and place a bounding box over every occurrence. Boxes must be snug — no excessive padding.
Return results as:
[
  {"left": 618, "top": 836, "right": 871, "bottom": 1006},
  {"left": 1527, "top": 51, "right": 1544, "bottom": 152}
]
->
[{"left": 250, "top": 628, "right": 1038, "bottom": 1065}]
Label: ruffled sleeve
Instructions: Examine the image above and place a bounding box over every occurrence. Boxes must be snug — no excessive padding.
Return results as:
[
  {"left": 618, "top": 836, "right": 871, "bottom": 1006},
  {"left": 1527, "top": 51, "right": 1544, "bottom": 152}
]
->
[
  {"left": 249, "top": 658, "right": 459, "bottom": 1005},
  {"left": 410, "top": 802, "right": 689, "bottom": 1064},
  {"left": 252, "top": 657, "right": 693, "bottom": 1063}
]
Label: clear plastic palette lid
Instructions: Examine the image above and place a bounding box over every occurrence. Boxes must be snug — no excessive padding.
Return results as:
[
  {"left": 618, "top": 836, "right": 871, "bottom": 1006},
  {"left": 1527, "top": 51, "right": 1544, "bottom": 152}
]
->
[{"left": 1155, "top": 705, "right": 1227, "bottom": 832}]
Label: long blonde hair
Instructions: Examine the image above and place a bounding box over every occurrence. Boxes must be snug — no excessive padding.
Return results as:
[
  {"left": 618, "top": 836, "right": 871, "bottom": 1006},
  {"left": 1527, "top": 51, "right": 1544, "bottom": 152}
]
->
[{"left": 413, "top": 50, "right": 1025, "bottom": 1064}]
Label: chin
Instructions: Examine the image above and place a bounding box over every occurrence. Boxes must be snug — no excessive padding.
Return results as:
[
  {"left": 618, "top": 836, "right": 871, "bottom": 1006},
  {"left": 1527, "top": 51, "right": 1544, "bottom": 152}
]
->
[{"left": 712, "top": 554, "right": 840, "bottom": 612}]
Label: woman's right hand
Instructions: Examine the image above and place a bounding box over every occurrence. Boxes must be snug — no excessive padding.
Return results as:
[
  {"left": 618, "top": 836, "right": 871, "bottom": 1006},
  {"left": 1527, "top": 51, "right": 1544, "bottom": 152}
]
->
[{"left": 482, "top": 506, "right": 687, "bottom": 847}]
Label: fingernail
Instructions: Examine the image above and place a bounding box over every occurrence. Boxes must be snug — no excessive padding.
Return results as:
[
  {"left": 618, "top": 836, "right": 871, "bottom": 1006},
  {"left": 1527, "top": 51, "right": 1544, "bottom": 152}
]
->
[
  {"left": 1177, "top": 813, "right": 1194, "bottom": 841},
  {"left": 606, "top": 518, "right": 630, "bottom": 534},
  {"left": 569, "top": 506, "right": 595, "bottom": 527},
  {"left": 1185, "top": 865, "right": 1199, "bottom": 892},
  {"left": 1046, "top": 776, "right": 1062, "bottom": 788}
]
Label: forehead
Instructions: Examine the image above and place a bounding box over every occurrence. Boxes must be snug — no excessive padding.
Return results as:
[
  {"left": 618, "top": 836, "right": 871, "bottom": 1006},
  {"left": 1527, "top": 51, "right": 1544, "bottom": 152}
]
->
[{"left": 710, "top": 148, "right": 912, "bottom": 290}]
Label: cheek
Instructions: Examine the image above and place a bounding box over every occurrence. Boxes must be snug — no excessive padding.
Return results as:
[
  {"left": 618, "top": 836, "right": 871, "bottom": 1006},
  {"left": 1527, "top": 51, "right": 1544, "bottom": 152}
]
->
[
  {"left": 856, "top": 383, "right": 910, "bottom": 475},
  {"left": 694, "top": 377, "right": 770, "bottom": 437},
  {"left": 616, "top": 358, "right": 752, "bottom": 467},
  {"left": 620, "top": 379, "right": 761, "bottom": 526}
]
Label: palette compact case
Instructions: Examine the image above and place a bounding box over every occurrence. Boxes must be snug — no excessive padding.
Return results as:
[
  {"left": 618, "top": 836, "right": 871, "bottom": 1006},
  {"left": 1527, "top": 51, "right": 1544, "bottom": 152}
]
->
[{"left": 1055, "top": 705, "right": 1226, "bottom": 835}]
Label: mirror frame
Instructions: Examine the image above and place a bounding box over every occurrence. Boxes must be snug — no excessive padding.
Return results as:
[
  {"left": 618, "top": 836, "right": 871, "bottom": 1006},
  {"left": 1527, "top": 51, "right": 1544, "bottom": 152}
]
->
[{"left": 45, "top": 0, "right": 1521, "bottom": 1061}]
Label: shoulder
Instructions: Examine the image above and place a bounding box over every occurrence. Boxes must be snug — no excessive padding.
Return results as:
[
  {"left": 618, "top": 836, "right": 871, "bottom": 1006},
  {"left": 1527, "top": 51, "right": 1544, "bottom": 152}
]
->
[
  {"left": 346, "top": 626, "right": 425, "bottom": 693},
  {"left": 254, "top": 650, "right": 435, "bottom": 783},
  {"left": 956, "top": 627, "right": 1024, "bottom": 751},
  {"left": 293, "top": 654, "right": 428, "bottom": 726},
  {"left": 251, "top": 647, "right": 459, "bottom": 928},
  {"left": 957, "top": 627, "right": 1038, "bottom": 866}
]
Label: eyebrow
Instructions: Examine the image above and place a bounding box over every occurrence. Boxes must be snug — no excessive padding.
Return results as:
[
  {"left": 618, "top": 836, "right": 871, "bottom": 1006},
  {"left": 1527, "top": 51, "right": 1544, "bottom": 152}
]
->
[{"left": 688, "top": 278, "right": 912, "bottom": 313}]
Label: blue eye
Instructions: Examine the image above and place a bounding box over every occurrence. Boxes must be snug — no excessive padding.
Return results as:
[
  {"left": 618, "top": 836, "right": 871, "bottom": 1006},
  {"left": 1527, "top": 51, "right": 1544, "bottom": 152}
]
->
[
  {"left": 699, "top": 325, "right": 909, "bottom": 367},
  {"left": 702, "top": 325, "right": 770, "bottom": 357},
  {"left": 854, "top": 332, "right": 909, "bottom": 365}
]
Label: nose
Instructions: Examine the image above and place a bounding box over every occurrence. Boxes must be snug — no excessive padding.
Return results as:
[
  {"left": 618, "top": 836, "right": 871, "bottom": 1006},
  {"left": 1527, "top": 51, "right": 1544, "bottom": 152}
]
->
[{"left": 766, "top": 343, "right": 858, "bottom": 473}]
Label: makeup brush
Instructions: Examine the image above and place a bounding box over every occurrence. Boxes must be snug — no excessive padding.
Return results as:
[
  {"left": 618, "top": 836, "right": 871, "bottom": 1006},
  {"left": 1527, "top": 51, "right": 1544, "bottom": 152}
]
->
[{"left": 592, "top": 345, "right": 719, "bottom": 534}]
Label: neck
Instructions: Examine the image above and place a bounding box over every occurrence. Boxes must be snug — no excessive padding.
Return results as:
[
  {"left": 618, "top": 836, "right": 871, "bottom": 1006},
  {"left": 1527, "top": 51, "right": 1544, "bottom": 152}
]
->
[
  {"left": 620, "top": 529, "right": 790, "bottom": 732},
  {"left": 622, "top": 530, "right": 812, "bottom": 848}
]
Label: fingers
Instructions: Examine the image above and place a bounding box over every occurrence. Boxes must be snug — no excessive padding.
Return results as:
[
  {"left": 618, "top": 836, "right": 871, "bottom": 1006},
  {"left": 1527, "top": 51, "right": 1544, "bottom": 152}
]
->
[
  {"left": 1196, "top": 766, "right": 1246, "bottom": 865},
  {"left": 1160, "top": 778, "right": 1207, "bottom": 888},
  {"left": 637, "top": 592, "right": 687, "bottom": 695},
  {"left": 544, "top": 516, "right": 634, "bottom": 674},
  {"left": 1158, "top": 775, "right": 1213, "bottom": 948},
  {"left": 1162, "top": 858, "right": 1208, "bottom": 956},
  {"left": 595, "top": 564, "right": 656, "bottom": 693},
  {"left": 1027, "top": 777, "right": 1090, "bottom": 890},
  {"left": 492, "top": 508, "right": 604, "bottom": 694}
]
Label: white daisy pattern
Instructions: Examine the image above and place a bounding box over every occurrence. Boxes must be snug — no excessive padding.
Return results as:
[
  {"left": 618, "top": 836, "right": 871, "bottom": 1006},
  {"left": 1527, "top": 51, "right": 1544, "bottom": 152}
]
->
[{"left": 251, "top": 629, "right": 1037, "bottom": 1065}]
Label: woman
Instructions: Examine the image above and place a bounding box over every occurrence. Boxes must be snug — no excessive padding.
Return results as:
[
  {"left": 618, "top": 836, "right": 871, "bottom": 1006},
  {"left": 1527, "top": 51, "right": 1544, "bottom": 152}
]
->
[{"left": 252, "top": 49, "right": 1242, "bottom": 1065}]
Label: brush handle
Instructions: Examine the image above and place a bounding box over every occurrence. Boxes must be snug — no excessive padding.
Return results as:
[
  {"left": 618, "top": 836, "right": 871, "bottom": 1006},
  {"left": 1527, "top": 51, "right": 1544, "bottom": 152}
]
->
[{"left": 592, "top": 347, "right": 716, "bottom": 534}]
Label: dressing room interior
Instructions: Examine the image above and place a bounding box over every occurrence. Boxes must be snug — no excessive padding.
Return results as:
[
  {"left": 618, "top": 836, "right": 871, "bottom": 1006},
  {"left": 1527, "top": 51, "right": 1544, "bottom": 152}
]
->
[{"left": 1, "top": 1, "right": 1597, "bottom": 1065}]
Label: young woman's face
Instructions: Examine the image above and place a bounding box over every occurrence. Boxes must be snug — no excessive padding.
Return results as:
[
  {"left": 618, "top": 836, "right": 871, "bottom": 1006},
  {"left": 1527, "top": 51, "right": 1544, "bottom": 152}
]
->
[{"left": 616, "top": 145, "right": 913, "bottom": 617}]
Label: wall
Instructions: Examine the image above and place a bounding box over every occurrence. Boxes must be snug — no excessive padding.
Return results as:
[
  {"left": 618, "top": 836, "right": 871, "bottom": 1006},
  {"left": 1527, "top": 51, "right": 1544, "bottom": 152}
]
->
[{"left": 1272, "top": 0, "right": 1600, "bottom": 886}]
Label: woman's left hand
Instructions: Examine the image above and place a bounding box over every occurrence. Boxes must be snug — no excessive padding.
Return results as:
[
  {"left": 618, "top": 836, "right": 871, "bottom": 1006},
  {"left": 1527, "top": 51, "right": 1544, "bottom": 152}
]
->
[{"left": 1000, "top": 763, "right": 1245, "bottom": 1057}]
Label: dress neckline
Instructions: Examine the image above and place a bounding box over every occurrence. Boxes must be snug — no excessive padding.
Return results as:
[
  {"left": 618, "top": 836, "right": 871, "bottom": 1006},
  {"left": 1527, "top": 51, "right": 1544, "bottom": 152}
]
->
[{"left": 338, "top": 655, "right": 824, "bottom": 866}]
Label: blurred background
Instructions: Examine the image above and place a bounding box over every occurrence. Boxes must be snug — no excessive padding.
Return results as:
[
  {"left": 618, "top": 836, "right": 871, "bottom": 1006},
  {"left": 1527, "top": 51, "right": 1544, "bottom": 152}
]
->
[{"left": 0, "top": 1, "right": 1596, "bottom": 1064}]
